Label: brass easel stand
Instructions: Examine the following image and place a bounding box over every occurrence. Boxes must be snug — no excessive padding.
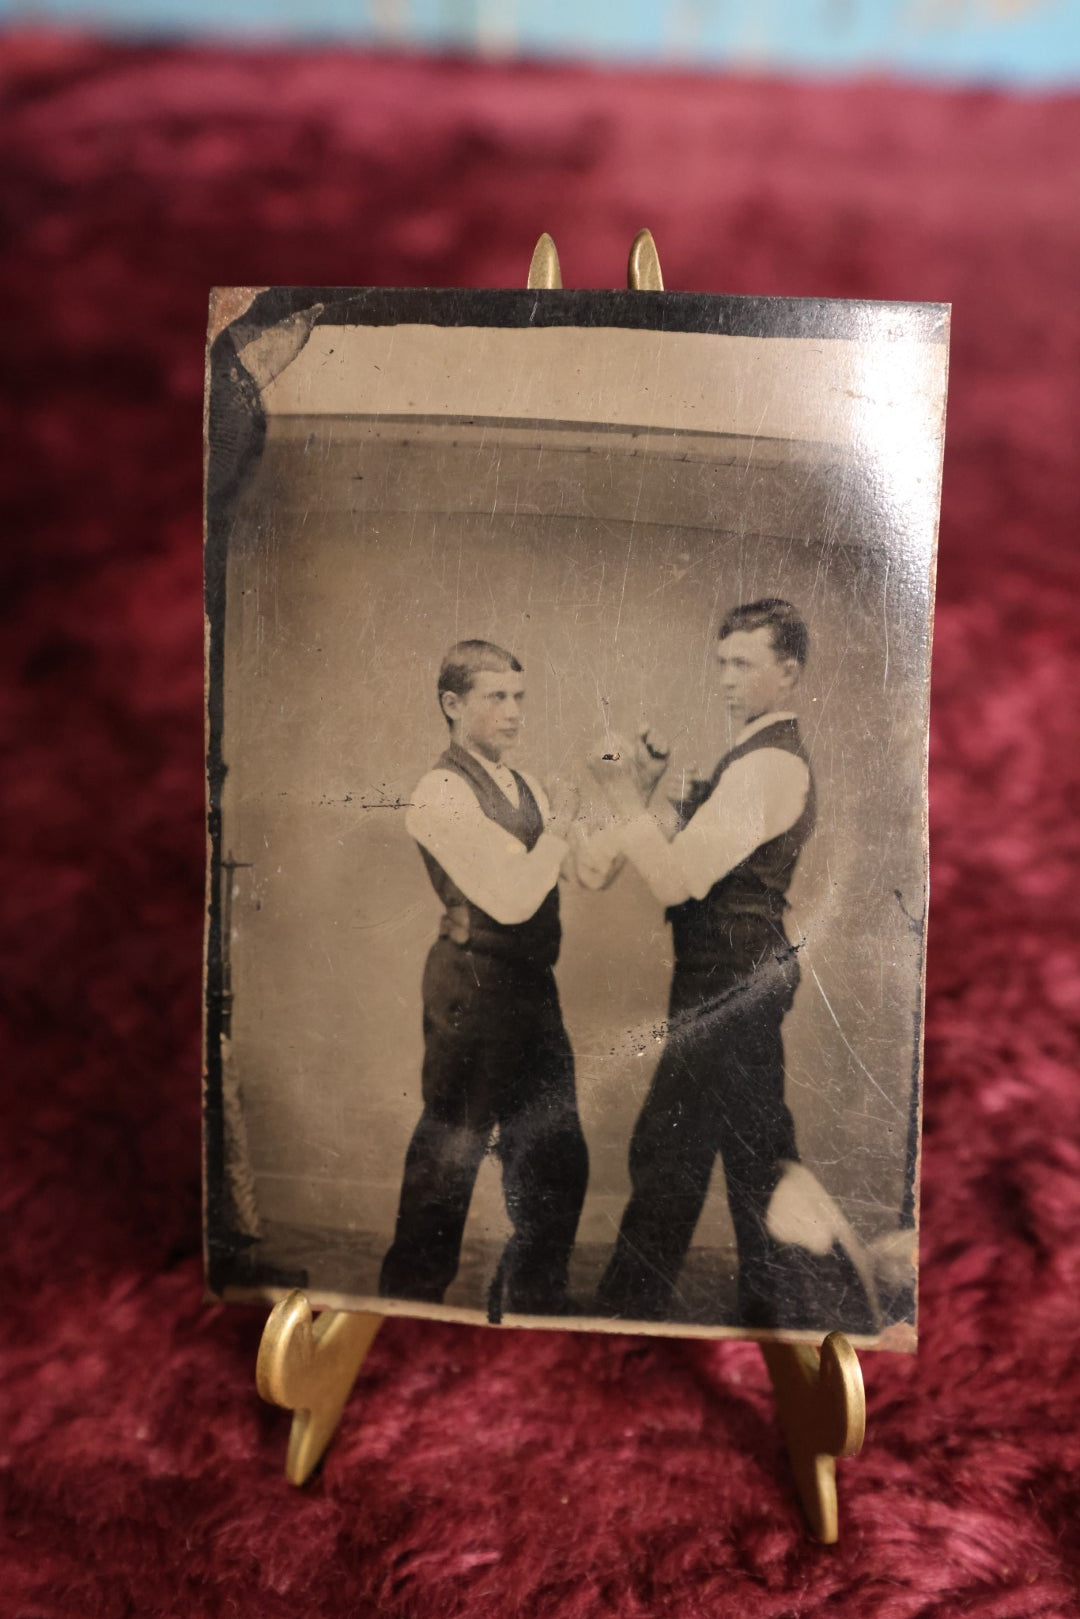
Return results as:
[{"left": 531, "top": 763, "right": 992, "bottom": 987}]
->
[
  {"left": 257, "top": 1289, "right": 864, "bottom": 1539},
  {"left": 255, "top": 229, "right": 867, "bottom": 1537}
]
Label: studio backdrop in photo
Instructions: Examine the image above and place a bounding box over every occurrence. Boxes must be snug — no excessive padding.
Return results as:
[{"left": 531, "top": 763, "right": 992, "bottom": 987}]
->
[{"left": 3, "top": 36, "right": 1079, "bottom": 1619}]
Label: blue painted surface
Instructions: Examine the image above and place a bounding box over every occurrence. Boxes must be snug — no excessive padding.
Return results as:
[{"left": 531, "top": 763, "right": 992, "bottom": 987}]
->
[{"left": 3, "top": 0, "right": 1079, "bottom": 86}]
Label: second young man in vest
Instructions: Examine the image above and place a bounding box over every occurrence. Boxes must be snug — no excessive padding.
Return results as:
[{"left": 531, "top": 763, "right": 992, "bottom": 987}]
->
[
  {"left": 582, "top": 598, "right": 876, "bottom": 1330},
  {"left": 379, "top": 640, "right": 587, "bottom": 1319}
]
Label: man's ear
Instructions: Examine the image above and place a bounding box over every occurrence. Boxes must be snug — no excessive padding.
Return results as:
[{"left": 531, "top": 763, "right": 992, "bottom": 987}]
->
[
  {"left": 440, "top": 690, "right": 460, "bottom": 725},
  {"left": 780, "top": 657, "right": 800, "bottom": 691}
]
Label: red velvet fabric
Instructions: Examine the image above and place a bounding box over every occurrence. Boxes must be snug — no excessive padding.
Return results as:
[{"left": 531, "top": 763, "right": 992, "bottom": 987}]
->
[{"left": 3, "top": 35, "right": 1079, "bottom": 1617}]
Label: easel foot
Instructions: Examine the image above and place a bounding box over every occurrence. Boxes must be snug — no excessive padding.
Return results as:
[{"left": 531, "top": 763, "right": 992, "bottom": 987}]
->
[
  {"left": 256, "top": 1291, "right": 382, "bottom": 1485},
  {"left": 255, "top": 1296, "right": 865, "bottom": 1534},
  {"left": 760, "top": 1332, "right": 866, "bottom": 1543}
]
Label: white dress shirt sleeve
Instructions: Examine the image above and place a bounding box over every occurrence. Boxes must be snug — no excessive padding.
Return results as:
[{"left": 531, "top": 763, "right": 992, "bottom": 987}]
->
[
  {"left": 619, "top": 749, "right": 811, "bottom": 907},
  {"left": 405, "top": 769, "right": 568, "bottom": 926}
]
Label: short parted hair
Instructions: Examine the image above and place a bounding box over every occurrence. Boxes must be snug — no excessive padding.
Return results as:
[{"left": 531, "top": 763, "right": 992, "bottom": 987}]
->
[
  {"left": 437, "top": 639, "right": 524, "bottom": 725},
  {"left": 718, "top": 598, "right": 809, "bottom": 668}
]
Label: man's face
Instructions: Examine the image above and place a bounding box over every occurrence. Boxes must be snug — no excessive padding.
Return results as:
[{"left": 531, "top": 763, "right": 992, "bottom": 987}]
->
[
  {"left": 444, "top": 668, "right": 525, "bottom": 762},
  {"left": 715, "top": 627, "right": 798, "bottom": 729}
]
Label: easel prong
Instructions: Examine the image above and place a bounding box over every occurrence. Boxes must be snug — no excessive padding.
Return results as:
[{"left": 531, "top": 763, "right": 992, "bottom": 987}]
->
[
  {"left": 760, "top": 1331, "right": 865, "bottom": 1542},
  {"left": 627, "top": 227, "right": 664, "bottom": 290},
  {"left": 257, "top": 1291, "right": 382, "bottom": 1485},
  {"left": 527, "top": 232, "right": 563, "bottom": 289}
]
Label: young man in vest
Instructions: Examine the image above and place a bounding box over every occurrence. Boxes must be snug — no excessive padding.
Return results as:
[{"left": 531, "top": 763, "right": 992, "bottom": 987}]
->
[
  {"left": 379, "top": 640, "right": 588, "bottom": 1319},
  {"left": 583, "top": 599, "right": 876, "bottom": 1330}
]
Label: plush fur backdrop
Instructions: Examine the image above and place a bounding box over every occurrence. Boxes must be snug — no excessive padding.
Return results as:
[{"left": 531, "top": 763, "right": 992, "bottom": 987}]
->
[{"left": 3, "top": 35, "right": 1079, "bottom": 1617}]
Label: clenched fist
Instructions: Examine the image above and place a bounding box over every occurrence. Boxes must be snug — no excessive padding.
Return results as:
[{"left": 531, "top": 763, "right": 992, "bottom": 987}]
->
[{"left": 632, "top": 726, "right": 671, "bottom": 800}]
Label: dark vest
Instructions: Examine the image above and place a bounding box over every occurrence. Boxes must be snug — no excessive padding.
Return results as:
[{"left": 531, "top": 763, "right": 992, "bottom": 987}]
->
[
  {"left": 666, "top": 718, "right": 815, "bottom": 965},
  {"left": 417, "top": 742, "right": 562, "bottom": 968}
]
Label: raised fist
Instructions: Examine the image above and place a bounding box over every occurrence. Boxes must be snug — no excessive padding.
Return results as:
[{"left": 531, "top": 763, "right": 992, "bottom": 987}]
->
[{"left": 632, "top": 726, "right": 671, "bottom": 799}]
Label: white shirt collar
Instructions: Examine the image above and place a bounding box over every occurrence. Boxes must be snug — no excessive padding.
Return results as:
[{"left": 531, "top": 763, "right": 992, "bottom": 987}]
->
[
  {"left": 734, "top": 711, "right": 797, "bottom": 747},
  {"left": 466, "top": 747, "right": 516, "bottom": 789}
]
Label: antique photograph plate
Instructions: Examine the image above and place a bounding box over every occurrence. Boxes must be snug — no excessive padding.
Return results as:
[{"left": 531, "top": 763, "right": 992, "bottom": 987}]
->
[{"left": 204, "top": 287, "right": 948, "bottom": 1349}]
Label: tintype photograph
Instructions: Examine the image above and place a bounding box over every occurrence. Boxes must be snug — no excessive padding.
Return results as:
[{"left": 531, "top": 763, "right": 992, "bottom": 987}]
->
[{"left": 204, "top": 287, "right": 948, "bottom": 1348}]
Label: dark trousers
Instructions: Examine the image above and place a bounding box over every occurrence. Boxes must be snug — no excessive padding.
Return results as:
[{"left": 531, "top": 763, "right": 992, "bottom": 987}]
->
[
  {"left": 598, "top": 933, "right": 802, "bottom": 1324},
  {"left": 379, "top": 940, "right": 588, "bottom": 1315}
]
